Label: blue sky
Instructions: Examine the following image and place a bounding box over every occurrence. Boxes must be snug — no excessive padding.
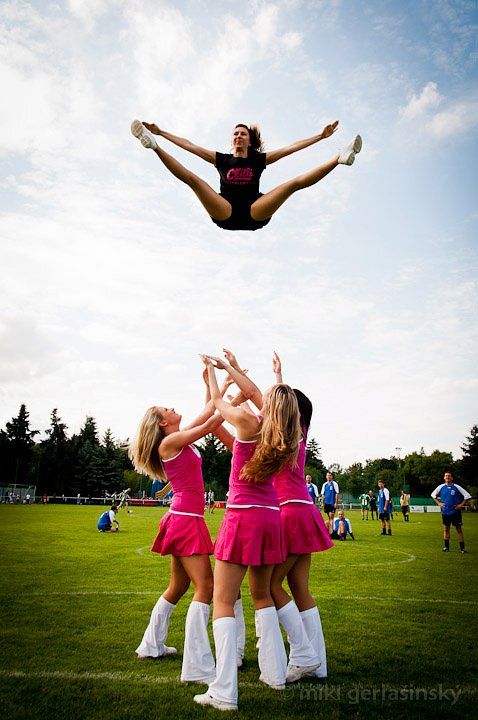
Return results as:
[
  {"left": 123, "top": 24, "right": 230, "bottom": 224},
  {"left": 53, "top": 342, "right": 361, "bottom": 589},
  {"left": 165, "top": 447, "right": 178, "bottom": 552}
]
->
[{"left": 0, "top": 0, "right": 477, "bottom": 466}]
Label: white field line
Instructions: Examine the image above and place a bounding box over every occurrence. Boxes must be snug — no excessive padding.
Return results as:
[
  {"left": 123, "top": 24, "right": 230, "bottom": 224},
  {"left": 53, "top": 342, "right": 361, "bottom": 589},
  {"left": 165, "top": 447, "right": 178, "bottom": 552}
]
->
[
  {"left": 0, "top": 669, "right": 259, "bottom": 688},
  {"left": 30, "top": 591, "right": 476, "bottom": 605}
]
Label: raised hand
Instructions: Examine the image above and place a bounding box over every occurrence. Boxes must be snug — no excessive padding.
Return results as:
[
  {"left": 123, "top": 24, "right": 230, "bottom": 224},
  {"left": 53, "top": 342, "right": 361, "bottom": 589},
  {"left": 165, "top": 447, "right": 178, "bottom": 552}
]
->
[
  {"left": 321, "top": 120, "right": 339, "bottom": 139},
  {"left": 199, "top": 353, "right": 212, "bottom": 367},
  {"left": 272, "top": 351, "right": 282, "bottom": 375},
  {"left": 143, "top": 122, "right": 161, "bottom": 135},
  {"left": 207, "top": 355, "right": 228, "bottom": 370},
  {"left": 223, "top": 347, "right": 241, "bottom": 372}
]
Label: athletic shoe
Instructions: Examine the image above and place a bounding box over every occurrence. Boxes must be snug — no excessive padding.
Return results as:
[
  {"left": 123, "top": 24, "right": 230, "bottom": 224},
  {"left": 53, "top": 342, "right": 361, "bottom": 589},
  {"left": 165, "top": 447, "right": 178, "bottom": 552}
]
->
[
  {"left": 193, "top": 692, "right": 238, "bottom": 711},
  {"left": 259, "top": 674, "right": 285, "bottom": 691},
  {"left": 286, "top": 662, "right": 321, "bottom": 683},
  {"left": 460, "top": 549, "right": 467, "bottom": 554},
  {"left": 137, "top": 645, "right": 177, "bottom": 658},
  {"left": 131, "top": 119, "right": 158, "bottom": 150},
  {"left": 338, "top": 134, "right": 362, "bottom": 165},
  {"left": 442, "top": 547, "right": 449, "bottom": 552},
  {"left": 237, "top": 657, "right": 243, "bottom": 668}
]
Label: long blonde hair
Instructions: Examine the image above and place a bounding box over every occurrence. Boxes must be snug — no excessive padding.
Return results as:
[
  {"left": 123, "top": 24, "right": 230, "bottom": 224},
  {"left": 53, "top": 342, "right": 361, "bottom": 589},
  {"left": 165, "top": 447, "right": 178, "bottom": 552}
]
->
[
  {"left": 241, "top": 384, "right": 302, "bottom": 483},
  {"left": 129, "top": 407, "right": 167, "bottom": 480}
]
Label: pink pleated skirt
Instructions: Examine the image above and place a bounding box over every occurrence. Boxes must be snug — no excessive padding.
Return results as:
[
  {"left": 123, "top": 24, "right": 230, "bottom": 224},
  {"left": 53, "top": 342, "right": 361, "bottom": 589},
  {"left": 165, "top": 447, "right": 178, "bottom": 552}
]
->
[
  {"left": 214, "top": 507, "right": 286, "bottom": 566},
  {"left": 280, "top": 502, "right": 334, "bottom": 555},
  {"left": 151, "top": 512, "right": 213, "bottom": 556}
]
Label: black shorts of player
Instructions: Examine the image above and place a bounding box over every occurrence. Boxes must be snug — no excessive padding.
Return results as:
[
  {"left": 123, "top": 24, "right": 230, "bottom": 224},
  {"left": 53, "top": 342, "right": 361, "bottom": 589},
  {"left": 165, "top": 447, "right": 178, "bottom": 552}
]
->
[
  {"left": 324, "top": 503, "right": 335, "bottom": 515},
  {"left": 370, "top": 501, "right": 377, "bottom": 510},
  {"left": 379, "top": 512, "right": 390, "bottom": 521},
  {"left": 442, "top": 511, "right": 462, "bottom": 528},
  {"left": 211, "top": 193, "right": 271, "bottom": 231},
  {"left": 401, "top": 505, "right": 409, "bottom": 515}
]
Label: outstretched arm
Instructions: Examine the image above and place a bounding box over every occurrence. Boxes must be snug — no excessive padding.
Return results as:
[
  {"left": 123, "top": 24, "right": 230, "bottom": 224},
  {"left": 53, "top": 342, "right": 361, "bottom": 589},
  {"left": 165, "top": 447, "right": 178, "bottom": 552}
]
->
[
  {"left": 215, "top": 350, "right": 263, "bottom": 410},
  {"left": 272, "top": 351, "right": 283, "bottom": 384},
  {"left": 265, "top": 121, "right": 339, "bottom": 165},
  {"left": 182, "top": 371, "right": 233, "bottom": 431},
  {"left": 202, "top": 357, "right": 259, "bottom": 439},
  {"left": 142, "top": 122, "right": 215, "bottom": 163}
]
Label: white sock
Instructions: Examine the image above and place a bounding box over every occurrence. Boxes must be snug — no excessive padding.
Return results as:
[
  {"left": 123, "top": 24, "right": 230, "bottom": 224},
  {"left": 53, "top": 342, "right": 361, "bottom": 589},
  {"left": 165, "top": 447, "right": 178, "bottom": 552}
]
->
[
  {"left": 208, "top": 617, "right": 238, "bottom": 705},
  {"left": 277, "top": 600, "right": 320, "bottom": 667},
  {"left": 256, "top": 606, "right": 287, "bottom": 687},
  {"left": 300, "top": 606, "right": 327, "bottom": 677},
  {"left": 181, "top": 601, "right": 216, "bottom": 682},
  {"left": 234, "top": 599, "right": 246, "bottom": 662},
  {"left": 135, "top": 595, "right": 176, "bottom": 658}
]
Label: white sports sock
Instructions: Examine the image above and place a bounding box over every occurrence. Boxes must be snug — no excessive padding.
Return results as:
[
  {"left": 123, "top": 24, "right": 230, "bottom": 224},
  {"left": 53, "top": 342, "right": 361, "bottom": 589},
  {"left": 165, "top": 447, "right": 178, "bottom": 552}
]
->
[
  {"left": 181, "top": 601, "right": 216, "bottom": 682},
  {"left": 277, "top": 600, "right": 320, "bottom": 667},
  {"left": 208, "top": 617, "right": 238, "bottom": 705},
  {"left": 300, "top": 606, "right": 327, "bottom": 677},
  {"left": 135, "top": 595, "right": 176, "bottom": 658},
  {"left": 256, "top": 606, "right": 287, "bottom": 687},
  {"left": 234, "top": 598, "right": 246, "bottom": 662}
]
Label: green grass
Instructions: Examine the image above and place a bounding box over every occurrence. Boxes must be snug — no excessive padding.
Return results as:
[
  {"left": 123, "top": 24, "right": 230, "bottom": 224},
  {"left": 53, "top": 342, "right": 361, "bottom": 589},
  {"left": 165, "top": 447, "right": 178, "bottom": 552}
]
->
[{"left": 0, "top": 504, "right": 476, "bottom": 719}]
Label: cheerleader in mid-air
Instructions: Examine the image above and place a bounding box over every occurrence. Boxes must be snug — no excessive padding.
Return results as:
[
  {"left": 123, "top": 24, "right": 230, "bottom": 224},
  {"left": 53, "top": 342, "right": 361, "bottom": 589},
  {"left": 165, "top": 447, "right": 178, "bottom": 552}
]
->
[
  {"left": 131, "top": 118, "right": 362, "bottom": 231},
  {"left": 129, "top": 373, "right": 238, "bottom": 684}
]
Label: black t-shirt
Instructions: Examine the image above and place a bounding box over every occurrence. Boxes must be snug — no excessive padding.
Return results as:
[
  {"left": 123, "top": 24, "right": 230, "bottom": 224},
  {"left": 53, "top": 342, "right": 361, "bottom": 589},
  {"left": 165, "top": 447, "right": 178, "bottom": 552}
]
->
[{"left": 215, "top": 151, "right": 267, "bottom": 205}]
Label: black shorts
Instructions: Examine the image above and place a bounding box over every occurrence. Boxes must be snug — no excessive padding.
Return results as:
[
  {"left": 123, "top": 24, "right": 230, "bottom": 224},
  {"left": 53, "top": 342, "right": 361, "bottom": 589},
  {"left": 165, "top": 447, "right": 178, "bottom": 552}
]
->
[
  {"left": 401, "top": 505, "right": 409, "bottom": 515},
  {"left": 442, "top": 511, "right": 462, "bottom": 527},
  {"left": 379, "top": 512, "right": 390, "bottom": 521},
  {"left": 211, "top": 193, "right": 271, "bottom": 231},
  {"left": 324, "top": 503, "right": 335, "bottom": 515},
  {"left": 370, "top": 502, "right": 377, "bottom": 511}
]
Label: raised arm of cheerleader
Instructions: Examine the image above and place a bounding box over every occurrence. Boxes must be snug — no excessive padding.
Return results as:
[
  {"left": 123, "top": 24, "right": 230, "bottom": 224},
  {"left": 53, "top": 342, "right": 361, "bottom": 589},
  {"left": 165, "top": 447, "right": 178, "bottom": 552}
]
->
[
  {"left": 160, "top": 411, "right": 226, "bottom": 459},
  {"left": 213, "top": 390, "right": 247, "bottom": 451},
  {"left": 272, "top": 351, "right": 283, "bottom": 384},
  {"left": 211, "top": 352, "right": 263, "bottom": 410},
  {"left": 142, "top": 122, "right": 215, "bottom": 163},
  {"left": 203, "top": 358, "right": 259, "bottom": 440},
  {"left": 265, "top": 121, "right": 339, "bottom": 165},
  {"left": 182, "top": 371, "right": 234, "bottom": 431}
]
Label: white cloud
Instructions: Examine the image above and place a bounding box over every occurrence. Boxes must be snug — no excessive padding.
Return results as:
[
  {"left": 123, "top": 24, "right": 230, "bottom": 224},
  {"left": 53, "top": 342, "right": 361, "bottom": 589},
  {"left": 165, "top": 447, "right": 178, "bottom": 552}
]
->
[{"left": 400, "top": 81, "right": 443, "bottom": 120}]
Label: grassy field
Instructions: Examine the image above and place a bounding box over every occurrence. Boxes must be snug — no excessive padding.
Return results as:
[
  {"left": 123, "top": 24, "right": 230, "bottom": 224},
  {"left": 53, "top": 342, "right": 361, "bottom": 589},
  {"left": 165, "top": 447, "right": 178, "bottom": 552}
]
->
[{"left": 0, "top": 504, "right": 476, "bottom": 720}]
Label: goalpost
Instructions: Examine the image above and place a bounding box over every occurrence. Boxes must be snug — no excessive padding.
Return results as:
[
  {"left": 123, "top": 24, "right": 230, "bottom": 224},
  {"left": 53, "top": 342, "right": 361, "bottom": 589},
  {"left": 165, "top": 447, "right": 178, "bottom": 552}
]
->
[{"left": 4, "top": 484, "right": 36, "bottom": 503}]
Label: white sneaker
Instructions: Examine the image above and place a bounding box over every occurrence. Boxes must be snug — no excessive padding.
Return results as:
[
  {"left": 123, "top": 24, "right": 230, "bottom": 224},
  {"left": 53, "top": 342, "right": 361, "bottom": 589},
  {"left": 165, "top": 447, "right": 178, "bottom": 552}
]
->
[
  {"left": 338, "top": 134, "right": 362, "bottom": 165},
  {"left": 237, "top": 657, "right": 243, "bottom": 668},
  {"left": 286, "top": 662, "right": 321, "bottom": 683},
  {"left": 137, "top": 645, "right": 177, "bottom": 658},
  {"left": 193, "top": 692, "right": 238, "bottom": 711},
  {"left": 259, "top": 674, "right": 285, "bottom": 691},
  {"left": 131, "top": 119, "right": 158, "bottom": 150}
]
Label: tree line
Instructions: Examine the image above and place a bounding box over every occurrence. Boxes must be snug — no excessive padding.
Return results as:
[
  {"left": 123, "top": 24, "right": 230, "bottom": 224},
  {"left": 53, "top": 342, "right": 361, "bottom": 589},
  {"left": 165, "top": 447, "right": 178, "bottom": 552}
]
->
[{"left": 1, "top": 405, "right": 476, "bottom": 500}]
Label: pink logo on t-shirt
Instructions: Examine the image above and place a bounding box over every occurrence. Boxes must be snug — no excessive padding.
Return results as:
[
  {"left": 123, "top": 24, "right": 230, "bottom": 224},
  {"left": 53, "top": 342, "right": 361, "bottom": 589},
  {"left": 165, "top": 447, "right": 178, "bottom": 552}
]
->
[{"left": 226, "top": 167, "right": 254, "bottom": 184}]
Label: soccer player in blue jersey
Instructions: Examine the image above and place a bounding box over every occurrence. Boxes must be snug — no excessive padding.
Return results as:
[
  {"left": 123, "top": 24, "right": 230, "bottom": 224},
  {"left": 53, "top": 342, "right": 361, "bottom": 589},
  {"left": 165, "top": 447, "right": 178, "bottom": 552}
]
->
[
  {"left": 431, "top": 472, "right": 471, "bottom": 553},
  {"left": 378, "top": 480, "right": 392, "bottom": 536},
  {"left": 97, "top": 505, "right": 120, "bottom": 532},
  {"left": 321, "top": 472, "right": 340, "bottom": 534},
  {"left": 306, "top": 475, "right": 320, "bottom": 504}
]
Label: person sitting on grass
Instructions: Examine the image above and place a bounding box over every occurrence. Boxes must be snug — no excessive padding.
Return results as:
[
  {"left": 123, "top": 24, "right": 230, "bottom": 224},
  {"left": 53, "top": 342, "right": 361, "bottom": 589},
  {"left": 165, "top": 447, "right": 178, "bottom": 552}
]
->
[
  {"left": 97, "top": 505, "right": 120, "bottom": 532},
  {"left": 330, "top": 510, "right": 355, "bottom": 541}
]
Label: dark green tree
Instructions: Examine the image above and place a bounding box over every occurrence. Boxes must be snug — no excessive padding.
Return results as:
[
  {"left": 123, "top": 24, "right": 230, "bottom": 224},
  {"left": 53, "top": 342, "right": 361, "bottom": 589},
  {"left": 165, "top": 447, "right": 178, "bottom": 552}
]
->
[
  {"left": 460, "top": 425, "right": 478, "bottom": 488},
  {"left": 4, "top": 405, "right": 39, "bottom": 485},
  {"left": 305, "top": 438, "right": 327, "bottom": 483},
  {"left": 39, "top": 409, "right": 70, "bottom": 495},
  {"left": 198, "top": 434, "right": 232, "bottom": 498}
]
